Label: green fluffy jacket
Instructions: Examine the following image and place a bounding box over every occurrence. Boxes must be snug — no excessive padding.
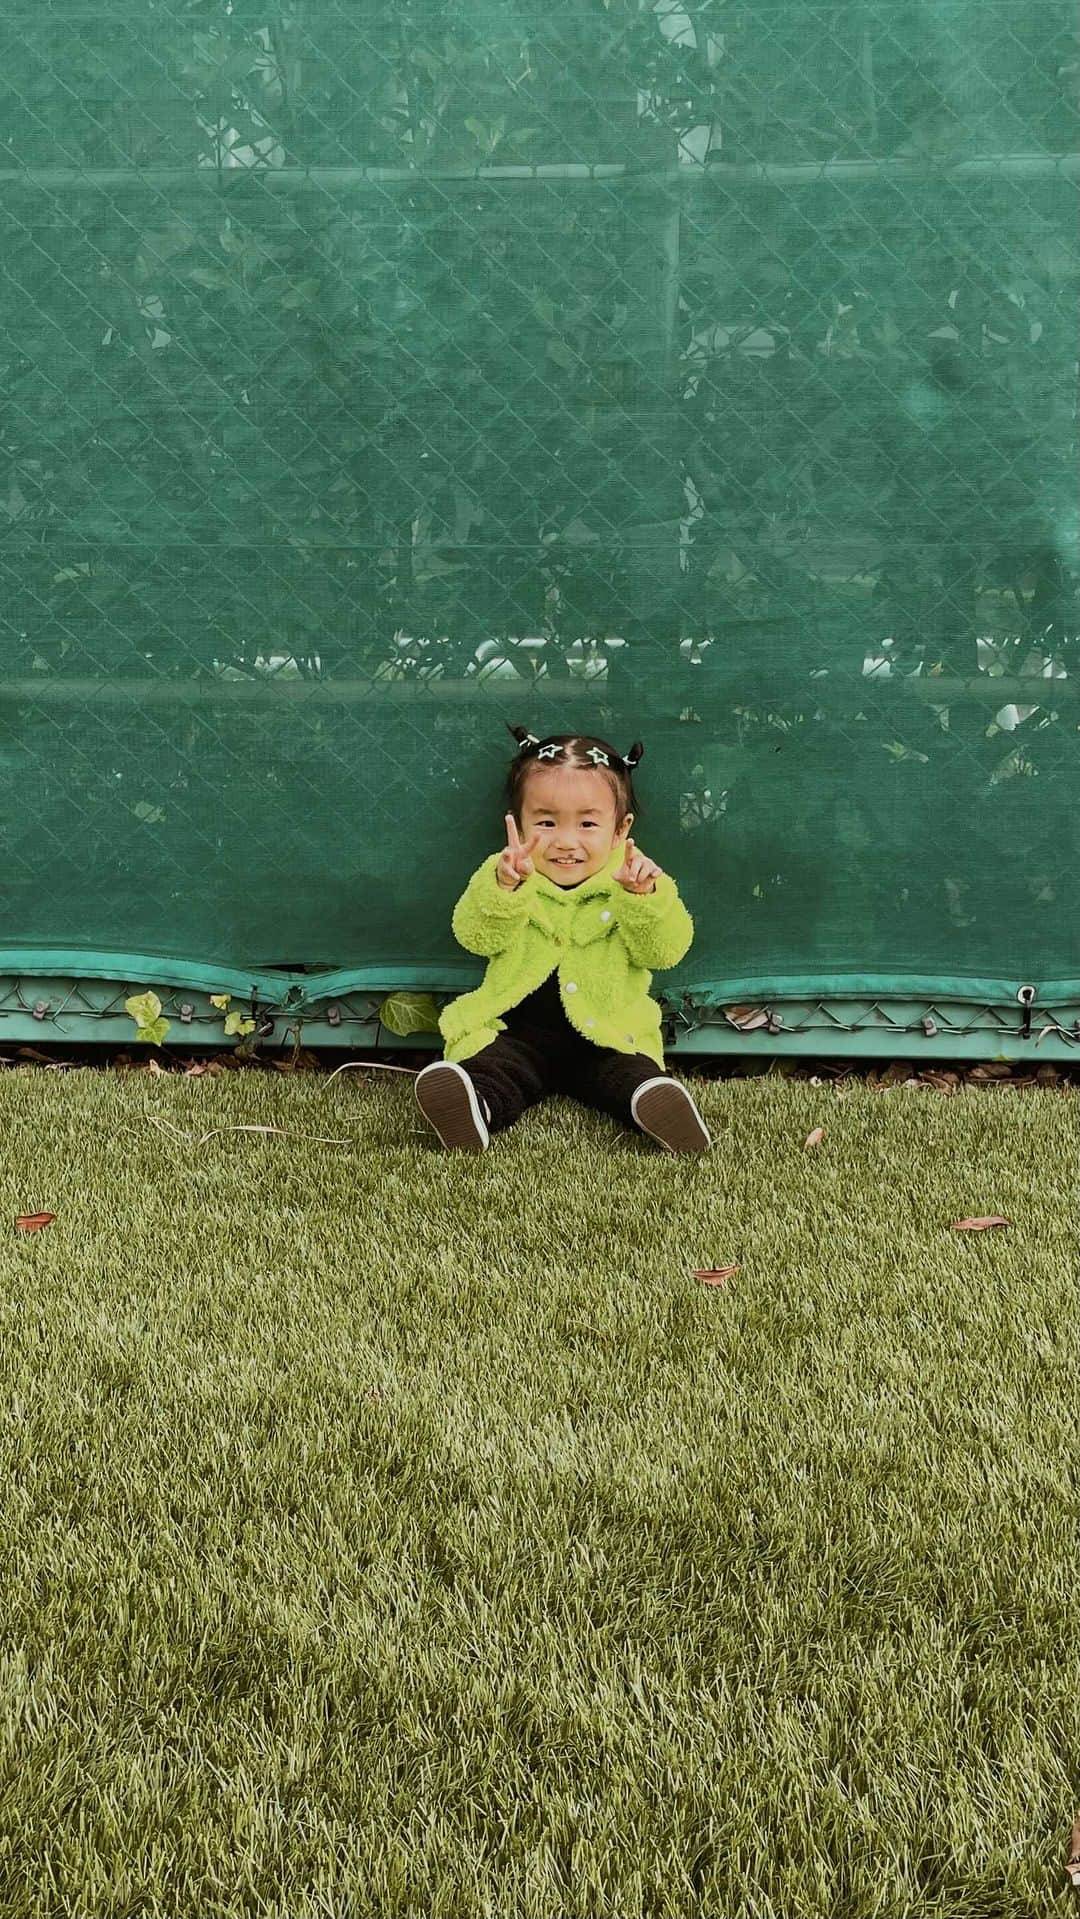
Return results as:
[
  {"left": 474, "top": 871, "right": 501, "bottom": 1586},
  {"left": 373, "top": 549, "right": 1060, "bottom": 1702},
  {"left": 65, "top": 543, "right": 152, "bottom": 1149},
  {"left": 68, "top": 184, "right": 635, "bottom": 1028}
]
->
[{"left": 439, "top": 842, "right": 694, "bottom": 1068}]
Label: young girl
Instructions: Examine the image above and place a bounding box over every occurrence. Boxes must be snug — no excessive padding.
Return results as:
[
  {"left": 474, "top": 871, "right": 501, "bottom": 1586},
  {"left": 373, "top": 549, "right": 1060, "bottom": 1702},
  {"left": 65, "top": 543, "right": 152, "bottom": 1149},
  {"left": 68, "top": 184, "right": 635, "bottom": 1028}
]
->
[{"left": 414, "top": 726, "right": 711, "bottom": 1155}]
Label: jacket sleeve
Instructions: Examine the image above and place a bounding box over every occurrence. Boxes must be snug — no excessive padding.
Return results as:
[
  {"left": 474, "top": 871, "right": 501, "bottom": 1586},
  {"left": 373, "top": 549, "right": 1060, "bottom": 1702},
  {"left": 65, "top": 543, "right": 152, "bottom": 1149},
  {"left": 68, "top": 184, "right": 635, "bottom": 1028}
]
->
[
  {"left": 612, "top": 871, "right": 694, "bottom": 970},
  {"left": 450, "top": 854, "right": 534, "bottom": 957}
]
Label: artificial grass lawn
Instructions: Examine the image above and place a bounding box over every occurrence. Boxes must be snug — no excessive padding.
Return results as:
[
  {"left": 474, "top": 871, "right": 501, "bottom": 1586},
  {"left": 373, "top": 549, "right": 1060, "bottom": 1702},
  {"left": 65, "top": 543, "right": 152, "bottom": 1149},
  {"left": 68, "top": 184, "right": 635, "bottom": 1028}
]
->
[{"left": 0, "top": 1065, "right": 1077, "bottom": 1919}]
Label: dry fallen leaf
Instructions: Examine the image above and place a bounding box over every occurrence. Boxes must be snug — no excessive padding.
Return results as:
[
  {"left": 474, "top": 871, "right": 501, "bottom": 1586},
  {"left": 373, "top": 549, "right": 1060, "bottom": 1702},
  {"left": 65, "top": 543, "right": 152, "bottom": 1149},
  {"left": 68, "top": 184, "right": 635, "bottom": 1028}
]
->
[
  {"left": 878, "top": 1061, "right": 912, "bottom": 1087},
  {"left": 16, "top": 1212, "right": 55, "bottom": 1233},
  {"left": 694, "top": 1265, "right": 740, "bottom": 1286},
  {"left": 1067, "top": 1820, "right": 1080, "bottom": 1889},
  {"left": 805, "top": 1127, "right": 825, "bottom": 1149},
  {"left": 723, "top": 1005, "right": 770, "bottom": 1032},
  {"left": 922, "top": 1070, "right": 960, "bottom": 1092},
  {"left": 952, "top": 1216, "right": 1011, "bottom": 1233},
  {"left": 146, "top": 1058, "right": 166, "bottom": 1077}
]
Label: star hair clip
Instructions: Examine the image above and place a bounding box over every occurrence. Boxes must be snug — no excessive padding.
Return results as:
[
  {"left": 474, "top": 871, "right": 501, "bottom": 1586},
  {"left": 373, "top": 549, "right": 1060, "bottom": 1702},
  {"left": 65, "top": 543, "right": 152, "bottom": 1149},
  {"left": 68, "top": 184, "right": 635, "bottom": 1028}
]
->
[
  {"left": 585, "top": 746, "right": 611, "bottom": 767},
  {"left": 536, "top": 742, "right": 563, "bottom": 760}
]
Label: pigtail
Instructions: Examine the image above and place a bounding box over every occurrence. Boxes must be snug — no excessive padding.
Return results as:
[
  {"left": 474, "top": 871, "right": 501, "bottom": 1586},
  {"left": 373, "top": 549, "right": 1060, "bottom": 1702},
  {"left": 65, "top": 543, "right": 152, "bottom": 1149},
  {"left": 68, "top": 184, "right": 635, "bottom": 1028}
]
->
[
  {"left": 506, "top": 723, "right": 543, "bottom": 754},
  {"left": 623, "top": 740, "right": 644, "bottom": 769}
]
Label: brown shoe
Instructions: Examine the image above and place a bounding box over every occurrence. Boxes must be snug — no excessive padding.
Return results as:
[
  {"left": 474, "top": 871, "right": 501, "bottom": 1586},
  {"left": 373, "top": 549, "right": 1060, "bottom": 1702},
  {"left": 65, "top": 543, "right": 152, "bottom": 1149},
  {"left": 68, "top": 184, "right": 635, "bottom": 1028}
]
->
[
  {"left": 414, "top": 1062, "right": 490, "bottom": 1151},
  {"left": 630, "top": 1076, "right": 711, "bottom": 1153}
]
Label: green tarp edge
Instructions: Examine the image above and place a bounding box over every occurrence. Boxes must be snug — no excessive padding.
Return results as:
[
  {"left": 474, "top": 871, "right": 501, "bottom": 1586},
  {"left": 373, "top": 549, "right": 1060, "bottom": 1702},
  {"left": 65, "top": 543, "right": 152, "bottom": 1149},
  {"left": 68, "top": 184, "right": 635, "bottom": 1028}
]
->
[{"left": 1, "top": 951, "right": 1077, "bottom": 1013}]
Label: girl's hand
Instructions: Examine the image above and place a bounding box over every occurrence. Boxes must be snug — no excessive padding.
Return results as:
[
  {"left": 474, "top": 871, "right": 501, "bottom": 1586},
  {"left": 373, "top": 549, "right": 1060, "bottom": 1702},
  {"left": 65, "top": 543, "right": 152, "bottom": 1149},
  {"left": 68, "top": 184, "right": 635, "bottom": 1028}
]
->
[
  {"left": 613, "top": 838, "right": 662, "bottom": 895},
  {"left": 497, "top": 813, "right": 542, "bottom": 890}
]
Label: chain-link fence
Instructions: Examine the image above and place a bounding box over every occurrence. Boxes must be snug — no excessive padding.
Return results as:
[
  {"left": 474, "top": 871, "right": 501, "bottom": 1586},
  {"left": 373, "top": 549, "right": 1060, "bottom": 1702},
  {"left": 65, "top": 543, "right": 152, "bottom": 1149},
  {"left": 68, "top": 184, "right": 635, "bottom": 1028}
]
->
[{"left": 0, "top": 0, "right": 1077, "bottom": 1015}]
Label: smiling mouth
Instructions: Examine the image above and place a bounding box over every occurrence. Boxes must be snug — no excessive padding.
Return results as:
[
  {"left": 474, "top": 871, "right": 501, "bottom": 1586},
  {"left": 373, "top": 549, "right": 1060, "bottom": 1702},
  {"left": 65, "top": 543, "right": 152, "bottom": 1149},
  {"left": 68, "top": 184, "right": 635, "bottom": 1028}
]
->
[{"left": 549, "top": 856, "right": 583, "bottom": 866}]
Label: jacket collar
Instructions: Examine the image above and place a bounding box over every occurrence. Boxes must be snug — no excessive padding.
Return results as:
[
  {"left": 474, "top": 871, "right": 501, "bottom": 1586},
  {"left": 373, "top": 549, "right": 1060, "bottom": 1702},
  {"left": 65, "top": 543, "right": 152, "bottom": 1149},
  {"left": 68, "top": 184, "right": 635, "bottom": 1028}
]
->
[{"left": 530, "top": 842, "right": 624, "bottom": 904}]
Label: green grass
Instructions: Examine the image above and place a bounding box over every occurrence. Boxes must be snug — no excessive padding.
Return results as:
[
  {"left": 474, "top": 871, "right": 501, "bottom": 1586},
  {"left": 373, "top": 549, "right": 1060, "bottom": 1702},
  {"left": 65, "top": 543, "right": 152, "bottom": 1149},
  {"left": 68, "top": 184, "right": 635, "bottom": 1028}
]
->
[{"left": 0, "top": 1065, "right": 1077, "bottom": 1919}]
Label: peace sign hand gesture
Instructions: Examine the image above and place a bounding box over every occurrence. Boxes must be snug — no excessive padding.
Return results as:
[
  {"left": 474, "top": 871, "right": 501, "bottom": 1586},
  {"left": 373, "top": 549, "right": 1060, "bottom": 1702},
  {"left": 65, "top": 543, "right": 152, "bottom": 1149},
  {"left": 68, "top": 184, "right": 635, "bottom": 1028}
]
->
[
  {"left": 497, "top": 813, "right": 542, "bottom": 891},
  {"left": 613, "top": 837, "right": 662, "bottom": 895}
]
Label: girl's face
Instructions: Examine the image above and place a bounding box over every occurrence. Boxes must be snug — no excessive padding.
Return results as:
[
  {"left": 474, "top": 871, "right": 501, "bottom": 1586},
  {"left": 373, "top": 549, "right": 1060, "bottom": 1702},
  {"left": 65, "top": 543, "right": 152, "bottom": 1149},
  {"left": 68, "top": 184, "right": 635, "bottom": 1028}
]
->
[{"left": 517, "top": 766, "right": 633, "bottom": 887}]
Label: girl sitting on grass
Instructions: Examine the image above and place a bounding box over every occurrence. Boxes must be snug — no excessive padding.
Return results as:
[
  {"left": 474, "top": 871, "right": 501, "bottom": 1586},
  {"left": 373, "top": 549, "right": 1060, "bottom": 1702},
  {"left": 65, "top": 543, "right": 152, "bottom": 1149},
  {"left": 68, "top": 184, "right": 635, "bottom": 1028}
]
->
[{"left": 414, "top": 726, "right": 711, "bottom": 1155}]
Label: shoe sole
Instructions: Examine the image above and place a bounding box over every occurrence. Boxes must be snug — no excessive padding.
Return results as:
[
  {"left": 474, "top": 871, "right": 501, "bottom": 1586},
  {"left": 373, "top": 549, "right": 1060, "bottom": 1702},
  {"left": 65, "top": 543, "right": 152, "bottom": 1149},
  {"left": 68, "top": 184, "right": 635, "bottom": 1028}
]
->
[
  {"left": 414, "top": 1062, "right": 489, "bottom": 1151},
  {"left": 632, "top": 1079, "right": 711, "bottom": 1153}
]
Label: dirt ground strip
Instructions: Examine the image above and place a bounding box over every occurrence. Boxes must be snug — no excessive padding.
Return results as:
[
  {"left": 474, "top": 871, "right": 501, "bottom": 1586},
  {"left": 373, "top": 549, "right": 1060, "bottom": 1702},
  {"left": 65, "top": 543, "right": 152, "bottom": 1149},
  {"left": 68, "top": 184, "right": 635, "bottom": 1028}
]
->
[{"left": 2, "top": 1044, "right": 1077, "bottom": 1094}]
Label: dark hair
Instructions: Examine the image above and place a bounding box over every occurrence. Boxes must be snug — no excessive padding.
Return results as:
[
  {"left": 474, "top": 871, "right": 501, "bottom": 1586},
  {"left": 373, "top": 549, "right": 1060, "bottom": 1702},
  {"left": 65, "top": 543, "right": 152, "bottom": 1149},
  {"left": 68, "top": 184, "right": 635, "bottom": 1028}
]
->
[{"left": 504, "top": 725, "right": 644, "bottom": 828}]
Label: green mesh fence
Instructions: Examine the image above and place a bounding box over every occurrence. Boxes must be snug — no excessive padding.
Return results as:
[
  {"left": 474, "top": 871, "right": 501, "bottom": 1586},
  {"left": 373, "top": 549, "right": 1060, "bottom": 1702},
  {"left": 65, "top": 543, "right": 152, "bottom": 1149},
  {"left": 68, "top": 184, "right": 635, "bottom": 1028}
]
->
[{"left": 0, "top": 0, "right": 1077, "bottom": 1015}]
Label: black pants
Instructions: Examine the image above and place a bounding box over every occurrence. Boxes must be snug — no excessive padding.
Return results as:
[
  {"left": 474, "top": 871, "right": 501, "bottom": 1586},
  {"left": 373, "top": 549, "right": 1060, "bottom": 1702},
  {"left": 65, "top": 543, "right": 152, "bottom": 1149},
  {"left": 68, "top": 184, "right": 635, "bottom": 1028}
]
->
[{"left": 462, "top": 1016, "right": 666, "bottom": 1136}]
